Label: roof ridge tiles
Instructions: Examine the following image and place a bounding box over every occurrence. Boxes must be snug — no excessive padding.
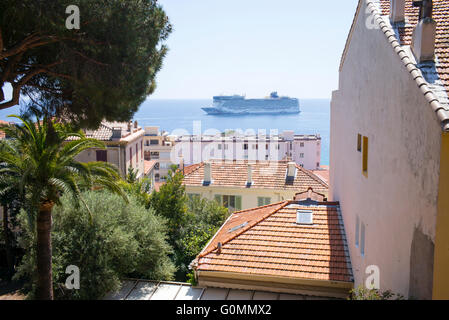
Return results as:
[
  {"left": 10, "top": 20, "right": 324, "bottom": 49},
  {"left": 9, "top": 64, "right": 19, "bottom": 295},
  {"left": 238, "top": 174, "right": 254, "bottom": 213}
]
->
[
  {"left": 366, "top": 0, "right": 449, "bottom": 132},
  {"left": 294, "top": 164, "right": 330, "bottom": 188}
]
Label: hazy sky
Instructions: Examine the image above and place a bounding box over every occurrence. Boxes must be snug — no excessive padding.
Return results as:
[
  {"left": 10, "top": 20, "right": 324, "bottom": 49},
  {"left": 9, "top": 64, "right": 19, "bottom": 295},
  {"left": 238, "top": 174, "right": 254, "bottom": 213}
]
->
[
  {"left": 152, "top": 0, "right": 359, "bottom": 99},
  {"left": 1, "top": 0, "right": 359, "bottom": 104}
]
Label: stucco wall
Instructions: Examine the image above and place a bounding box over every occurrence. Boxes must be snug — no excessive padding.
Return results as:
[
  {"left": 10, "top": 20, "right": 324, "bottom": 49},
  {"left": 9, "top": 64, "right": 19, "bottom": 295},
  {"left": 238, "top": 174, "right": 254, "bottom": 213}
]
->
[
  {"left": 185, "top": 185, "right": 297, "bottom": 210},
  {"left": 330, "top": 0, "right": 442, "bottom": 298}
]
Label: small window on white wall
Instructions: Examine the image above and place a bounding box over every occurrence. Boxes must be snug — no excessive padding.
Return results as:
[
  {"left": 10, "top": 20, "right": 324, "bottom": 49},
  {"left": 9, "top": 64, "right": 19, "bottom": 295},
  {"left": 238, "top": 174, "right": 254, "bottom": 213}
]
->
[
  {"left": 355, "top": 216, "right": 360, "bottom": 248},
  {"left": 360, "top": 222, "right": 365, "bottom": 256}
]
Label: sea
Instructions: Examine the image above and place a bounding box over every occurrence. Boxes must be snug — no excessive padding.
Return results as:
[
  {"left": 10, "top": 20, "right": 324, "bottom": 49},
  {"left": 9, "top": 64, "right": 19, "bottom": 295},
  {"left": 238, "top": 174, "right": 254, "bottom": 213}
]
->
[{"left": 0, "top": 98, "right": 331, "bottom": 165}]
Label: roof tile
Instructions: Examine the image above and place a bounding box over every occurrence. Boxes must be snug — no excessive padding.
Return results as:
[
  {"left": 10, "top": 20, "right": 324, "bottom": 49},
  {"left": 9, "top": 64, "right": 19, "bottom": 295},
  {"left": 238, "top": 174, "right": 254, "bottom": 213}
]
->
[{"left": 195, "top": 201, "right": 353, "bottom": 283}]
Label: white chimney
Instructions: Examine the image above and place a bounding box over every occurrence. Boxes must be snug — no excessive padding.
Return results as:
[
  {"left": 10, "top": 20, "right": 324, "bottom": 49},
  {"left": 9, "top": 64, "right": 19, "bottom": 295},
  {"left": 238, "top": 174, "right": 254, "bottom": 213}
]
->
[
  {"left": 204, "top": 162, "right": 212, "bottom": 184},
  {"left": 286, "top": 162, "right": 296, "bottom": 181},
  {"left": 246, "top": 164, "right": 253, "bottom": 185},
  {"left": 390, "top": 0, "right": 405, "bottom": 23},
  {"left": 411, "top": 0, "right": 436, "bottom": 63}
]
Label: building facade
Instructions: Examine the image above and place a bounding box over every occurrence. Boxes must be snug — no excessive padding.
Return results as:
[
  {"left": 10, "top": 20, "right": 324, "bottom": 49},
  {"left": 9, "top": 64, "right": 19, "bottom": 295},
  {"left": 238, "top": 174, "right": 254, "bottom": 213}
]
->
[
  {"left": 74, "top": 120, "right": 145, "bottom": 179},
  {"left": 173, "top": 131, "right": 322, "bottom": 171},
  {"left": 330, "top": 0, "right": 449, "bottom": 299},
  {"left": 143, "top": 126, "right": 175, "bottom": 182},
  {"left": 183, "top": 160, "right": 328, "bottom": 212}
]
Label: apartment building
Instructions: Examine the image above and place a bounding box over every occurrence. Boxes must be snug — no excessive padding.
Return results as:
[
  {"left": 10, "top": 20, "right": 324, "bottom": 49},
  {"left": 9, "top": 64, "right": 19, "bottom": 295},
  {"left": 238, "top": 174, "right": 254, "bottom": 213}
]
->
[
  {"left": 143, "top": 126, "right": 175, "bottom": 181},
  {"left": 330, "top": 0, "right": 449, "bottom": 299},
  {"left": 74, "top": 120, "right": 145, "bottom": 179},
  {"left": 173, "top": 131, "right": 322, "bottom": 170}
]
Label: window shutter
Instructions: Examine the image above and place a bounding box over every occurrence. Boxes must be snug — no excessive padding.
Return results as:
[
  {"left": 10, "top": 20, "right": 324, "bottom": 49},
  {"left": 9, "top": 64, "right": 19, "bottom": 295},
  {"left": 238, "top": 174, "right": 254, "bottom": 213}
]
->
[{"left": 236, "top": 196, "right": 242, "bottom": 211}]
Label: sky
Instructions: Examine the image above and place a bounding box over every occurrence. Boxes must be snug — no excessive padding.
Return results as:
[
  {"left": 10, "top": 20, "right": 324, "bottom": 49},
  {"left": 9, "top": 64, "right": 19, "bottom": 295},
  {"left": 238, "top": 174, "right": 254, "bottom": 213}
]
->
[
  {"left": 152, "top": 0, "right": 359, "bottom": 99},
  {"left": 1, "top": 0, "right": 359, "bottom": 103}
]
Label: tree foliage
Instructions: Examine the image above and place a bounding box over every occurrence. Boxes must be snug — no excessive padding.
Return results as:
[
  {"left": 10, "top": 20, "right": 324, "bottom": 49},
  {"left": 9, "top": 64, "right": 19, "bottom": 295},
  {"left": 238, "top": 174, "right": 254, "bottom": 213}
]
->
[
  {"left": 0, "top": 0, "right": 171, "bottom": 128},
  {"left": 148, "top": 169, "right": 229, "bottom": 281},
  {"left": 15, "top": 190, "right": 175, "bottom": 300},
  {"left": 0, "top": 110, "right": 127, "bottom": 299}
]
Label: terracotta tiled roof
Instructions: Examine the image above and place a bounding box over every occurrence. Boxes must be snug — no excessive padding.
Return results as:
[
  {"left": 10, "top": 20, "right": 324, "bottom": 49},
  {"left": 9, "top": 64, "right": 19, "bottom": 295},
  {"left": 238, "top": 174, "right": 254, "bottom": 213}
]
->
[
  {"left": 183, "top": 163, "right": 202, "bottom": 176},
  {"left": 84, "top": 123, "right": 115, "bottom": 141},
  {"left": 194, "top": 201, "right": 353, "bottom": 283},
  {"left": 182, "top": 160, "right": 329, "bottom": 193},
  {"left": 312, "top": 168, "right": 329, "bottom": 184},
  {"left": 379, "top": 0, "right": 449, "bottom": 92},
  {"left": 144, "top": 160, "right": 157, "bottom": 175},
  {"left": 381, "top": 0, "right": 449, "bottom": 91},
  {"left": 370, "top": 0, "right": 449, "bottom": 130}
]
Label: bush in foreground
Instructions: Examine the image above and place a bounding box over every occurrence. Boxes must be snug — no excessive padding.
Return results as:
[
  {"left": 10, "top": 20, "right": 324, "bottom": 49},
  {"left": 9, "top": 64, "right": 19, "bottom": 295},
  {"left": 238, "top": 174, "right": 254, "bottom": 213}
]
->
[{"left": 15, "top": 190, "right": 175, "bottom": 299}]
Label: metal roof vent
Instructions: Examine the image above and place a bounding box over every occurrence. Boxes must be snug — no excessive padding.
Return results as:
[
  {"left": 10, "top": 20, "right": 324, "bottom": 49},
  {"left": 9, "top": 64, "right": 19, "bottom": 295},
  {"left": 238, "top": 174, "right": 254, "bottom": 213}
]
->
[{"left": 296, "top": 210, "right": 313, "bottom": 225}]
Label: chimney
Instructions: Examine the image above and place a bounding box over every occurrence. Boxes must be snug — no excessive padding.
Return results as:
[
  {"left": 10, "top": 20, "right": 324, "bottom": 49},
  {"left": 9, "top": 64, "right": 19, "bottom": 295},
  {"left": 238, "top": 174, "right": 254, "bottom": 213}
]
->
[
  {"left": 134, "top": 120, "right": 138, "bottom": 129},
  {"left": 412, "top": 0, "right": 436, "bottom": 63},
  {"left": 127, "top": 121, "right": 132, "bottom": 132},
  {"left": 390, "top": 0, "right": 405, "bottom": 23},
  {"left": 246, "top": 164, "right": 253, "bottom": 186},
  {"left": 286, "top": 162, "right": 296, "bottom": 182},
  {"left": 203, "top": 162, "right": 212, "bottom": 184}
]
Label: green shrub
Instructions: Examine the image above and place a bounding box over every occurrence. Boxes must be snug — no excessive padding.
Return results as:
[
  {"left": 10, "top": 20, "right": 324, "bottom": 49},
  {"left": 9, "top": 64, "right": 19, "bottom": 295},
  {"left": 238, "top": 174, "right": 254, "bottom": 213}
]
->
[
  {"left": 15, "top": 190, "right": 175, "bottom": 299},
  {"left": 348, "top": 286, "right": 405, "bottom": 300},
  {"left": 174, "top": 197, "right": 229, "bottom": 281}
]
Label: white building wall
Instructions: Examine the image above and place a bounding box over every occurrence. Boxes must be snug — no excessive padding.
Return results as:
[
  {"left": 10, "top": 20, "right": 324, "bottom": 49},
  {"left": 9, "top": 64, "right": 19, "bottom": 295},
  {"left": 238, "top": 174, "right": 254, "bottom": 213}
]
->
[
  {"left": 330, "top": 1, "right": 441, "bottom": 299},
  {"left": 173, "top": 136, "right": 321, "bottom": 170}
]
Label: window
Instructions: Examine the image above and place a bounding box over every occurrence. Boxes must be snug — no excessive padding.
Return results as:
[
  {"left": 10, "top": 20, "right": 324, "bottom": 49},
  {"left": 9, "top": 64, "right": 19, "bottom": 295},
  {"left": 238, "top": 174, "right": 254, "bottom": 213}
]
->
[
  {"left": 187, "top": 193, "right": 200, "bottom": 201},
  {"left": 150, "top": 152, "right": 160, "bottom": 159},
  {"left": 129, "top": 147, "right": 132, "bottom": 168},
  {"left": 355, "top": 216, "right": 360, "bottom": 248},
  {"left": 296, "top": 210, "right": 313, "bottom": 225},
  {"left": 214, "top": 195, "right": 242, "bottom": 212},
  {"left": 141, "top": 141, "right": 143, "bottom": 159},
  {"left": 360, "top": 222, "right": 366, "bottom": 256},
  {"left": 300, "top": 142, "right": 304, "bottom": 147},
  {"left": 357, "top": 134, "right": 362, "bottom": 152},
  {"left": 317, "top": 162, "right": 320, "bottom": 168},
  {"left": 276, "top": 144, "right": 280, "bottom": 150},
  {"left": 224, "top": 144, "right": 229, "bottom": 150},
  {"left": 136, "top": 144, "right": 138, "bottom": 166},
  {"left": 266, "top": 144, "right": 269, "bottom": 150},
  {"left": 96, "top": 150, "right": 107, "bottom": 162},
  {"left": 150, "top": 139, "right": 159, "bottom": 145},
  {"left": 218, "top": 144, "right": 222, "bottom": 150},
  {"left": 300, "top": 153, "right": 304, "bottom": 158},
  {"left": 362, "top": 136, "right": 368, "bottom": 176},
  {"left": 257, "top": 197, "right": 271, "bottom": 206},
  {"left": 243, "top": 143, "right": 248, "bottom": 150}
]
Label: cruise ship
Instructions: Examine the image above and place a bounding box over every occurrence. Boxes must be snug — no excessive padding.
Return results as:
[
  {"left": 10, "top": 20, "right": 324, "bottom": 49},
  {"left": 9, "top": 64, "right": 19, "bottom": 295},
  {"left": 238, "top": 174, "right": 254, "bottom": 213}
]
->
[{"left": 202, "top": 92, "right": 300, "bottom": 115}]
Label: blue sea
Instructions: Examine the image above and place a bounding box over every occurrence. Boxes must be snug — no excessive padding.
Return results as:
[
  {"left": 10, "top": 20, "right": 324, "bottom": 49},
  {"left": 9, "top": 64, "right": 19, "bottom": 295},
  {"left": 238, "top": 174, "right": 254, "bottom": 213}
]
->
[{"left": 0, "top": 99, "right": 331, "bottom": 165}]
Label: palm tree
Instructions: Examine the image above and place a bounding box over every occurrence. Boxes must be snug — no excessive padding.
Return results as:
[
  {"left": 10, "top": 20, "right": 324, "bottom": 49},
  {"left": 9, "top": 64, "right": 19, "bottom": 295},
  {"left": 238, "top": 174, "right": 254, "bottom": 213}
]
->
[{"left": 0, "top": 112, "right": 127, "bottom": 300}]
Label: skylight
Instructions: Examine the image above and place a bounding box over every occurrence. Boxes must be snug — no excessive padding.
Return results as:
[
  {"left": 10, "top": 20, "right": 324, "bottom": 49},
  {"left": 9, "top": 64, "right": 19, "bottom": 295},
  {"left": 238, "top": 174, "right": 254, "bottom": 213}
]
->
[
  {"left": 296, "top": 210, "right": 313, "bottom": 225},
  {"left": 228, "top": 222, "right": 248, "bottom": 233}
]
